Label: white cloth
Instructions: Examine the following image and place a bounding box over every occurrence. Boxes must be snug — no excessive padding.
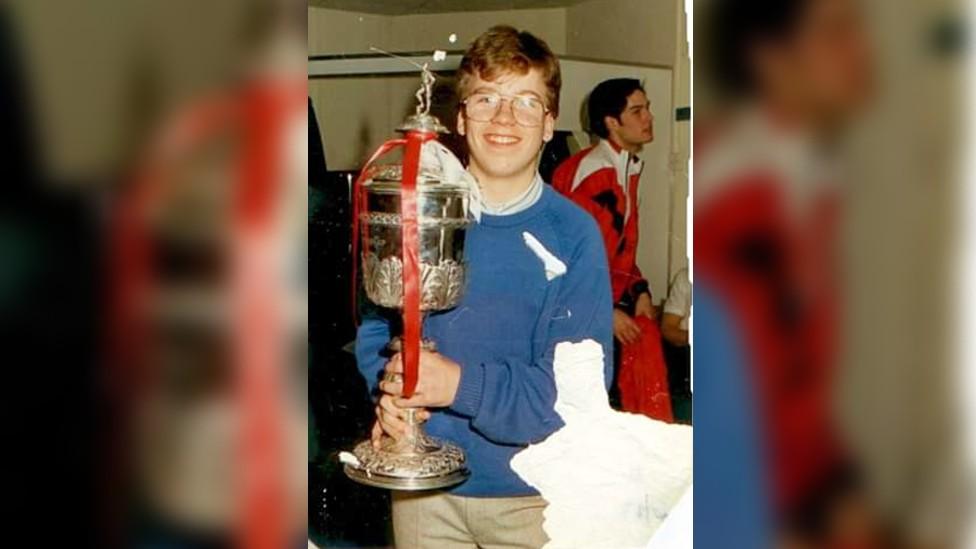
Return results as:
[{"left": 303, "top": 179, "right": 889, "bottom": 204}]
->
[
  {"left": 510, "top": 340, "right": 693, "bottom": 549},
  {"left": 646, "top": 485, "right": 692, "bottom": 549},
  {"left": 421, "top": 140, "right": 542, "bottom": 219},
  {"left": 421, "top": 140, "right": 483, "bottom": 222},
  {"left": 663, "top": 268, "right": 691, "bottom": 331}
]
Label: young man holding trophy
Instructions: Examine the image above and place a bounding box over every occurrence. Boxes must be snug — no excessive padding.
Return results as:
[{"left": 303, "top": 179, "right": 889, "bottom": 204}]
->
[{"left": 355, "top": 26, "right": 614, "bottom": 548}]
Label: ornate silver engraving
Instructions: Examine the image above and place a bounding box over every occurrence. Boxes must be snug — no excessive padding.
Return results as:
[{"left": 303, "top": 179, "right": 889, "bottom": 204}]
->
[
  {"left": 362, "top": 253, "right": 465, "bottom": 311},
  {"left": 350, "top": 434, "right": 467, "bottom": 479},
  {"left": 360, "top": 212, "right": 469, "bottom": 228},
  {"left": 343, "top": 407, "right": 470, "bottom": 490}
]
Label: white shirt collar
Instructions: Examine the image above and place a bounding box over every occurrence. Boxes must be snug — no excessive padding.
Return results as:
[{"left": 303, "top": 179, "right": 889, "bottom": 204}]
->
[{"left": 480, "top": 172, "right": 544, "bottom": 216}]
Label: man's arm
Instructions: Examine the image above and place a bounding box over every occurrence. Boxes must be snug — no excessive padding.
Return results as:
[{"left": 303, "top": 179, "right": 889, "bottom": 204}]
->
[
  {"left": 382, "top": 221, "right": 614, "bottom": 445},
  {"left": 449, "top": 224, "right": 614, "bottom": 445},
  {"left": 354, "top": 309, "right": 392, "bottom": 397},
  {"left": 618, "top": 208, "right": 652, "bottom": 316},
  {"left": 560, "top": 171, "right": 620, "bottom": 269},
  {"left": 568, "top": 194, "right": 618, "bottom": 269},
  {"left": 661, "top": 272, "right": 691, "bottom": 343},
  {"left": 661, "top": 313, "right": 689, "bottom": 346}
]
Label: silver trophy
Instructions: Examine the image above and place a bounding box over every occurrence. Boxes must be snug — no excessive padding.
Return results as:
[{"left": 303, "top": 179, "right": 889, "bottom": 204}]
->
[{"left": 342, "top": 65, "right": 474, "bottom": 490}]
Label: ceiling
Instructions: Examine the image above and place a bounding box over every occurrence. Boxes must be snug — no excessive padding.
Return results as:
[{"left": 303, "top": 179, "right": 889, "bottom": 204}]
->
[{"left": 309, "top": 0, "right": 588, "bottom": 15}]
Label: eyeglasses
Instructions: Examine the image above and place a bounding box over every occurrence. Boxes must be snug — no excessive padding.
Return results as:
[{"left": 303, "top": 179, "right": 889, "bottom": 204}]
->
[{"left": 461, "top": 92, "right": 550, "bottom": 127}]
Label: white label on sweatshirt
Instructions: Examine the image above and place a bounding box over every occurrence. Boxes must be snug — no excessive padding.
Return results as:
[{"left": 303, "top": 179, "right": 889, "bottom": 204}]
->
[{"left": 522, "top": 231, "right": 567, "bottom": 281}]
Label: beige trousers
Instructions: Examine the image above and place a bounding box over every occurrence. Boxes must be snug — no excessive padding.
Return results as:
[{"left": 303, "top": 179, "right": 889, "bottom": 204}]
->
[{"left": 391, "top": 491, "right": 548, "bottom": 549}]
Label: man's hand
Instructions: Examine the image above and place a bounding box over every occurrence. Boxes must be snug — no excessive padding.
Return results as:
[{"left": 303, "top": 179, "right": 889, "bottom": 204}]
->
[
  {"left": 613, "top": 309, "right": 642, "bottom": 345},
  {"left": 635, "top": 292, "right": 655, "bottom": 319},
  {"left": 370, "top": 394, "right": 431, "bottom": 447},
  {"left": 660, "top": 312, "right": 689, "bottom": 347},
  {"left": 379, "top": 350, "right": 462, "bottom": 408}
]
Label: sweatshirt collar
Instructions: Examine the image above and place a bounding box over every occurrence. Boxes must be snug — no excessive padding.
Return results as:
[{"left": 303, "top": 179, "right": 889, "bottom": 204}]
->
[{"left": 479, "top": 172, "right": 544, "bottom": 216}]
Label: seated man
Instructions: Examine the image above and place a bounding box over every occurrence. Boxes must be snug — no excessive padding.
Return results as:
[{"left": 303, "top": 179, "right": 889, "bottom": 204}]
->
[
  {"left": 661, "top": 268, "right": 692, "bottom": 422},
  {"left": 662, "top": 268, "right": 690, "bottom": 348},
  {"left": 355, "top": 25, "right": 613, "bottom": 549},
  {"left": 552, "top": 78, "right": 655, "bottom": 405}
]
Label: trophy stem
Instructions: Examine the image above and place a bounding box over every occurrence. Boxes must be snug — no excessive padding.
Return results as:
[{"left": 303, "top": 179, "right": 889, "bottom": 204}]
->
[
  {"left": 341, "top": 336, "right": 468, "bottom": 490},
  {"left": 392, "top": 408, "right": 427, "bottom": 455}
]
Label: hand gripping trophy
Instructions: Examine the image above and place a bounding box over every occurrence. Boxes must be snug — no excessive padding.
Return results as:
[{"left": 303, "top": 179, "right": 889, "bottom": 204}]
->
[{"left": 341, "top": 62, "right": 478, "bottom": 490}]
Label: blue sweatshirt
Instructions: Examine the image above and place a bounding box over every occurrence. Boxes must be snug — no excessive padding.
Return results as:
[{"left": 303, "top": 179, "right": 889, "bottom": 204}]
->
[{"left": 356, "top": 184, "right": 614, "bottom": 497}]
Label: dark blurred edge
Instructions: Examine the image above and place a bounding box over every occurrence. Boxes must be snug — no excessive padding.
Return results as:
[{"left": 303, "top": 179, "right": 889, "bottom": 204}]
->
[
  {"left": 0, "top": 5, "right": 100, "bottom": 547},
  {"left": 308, "top": 97, "right": 393, "bottom": 548}
]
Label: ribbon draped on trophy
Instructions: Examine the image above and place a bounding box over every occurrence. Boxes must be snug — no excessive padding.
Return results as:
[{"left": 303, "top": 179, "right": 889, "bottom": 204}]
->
[{"left": 341, "top": 61, "right": 480, "bottom": 490}]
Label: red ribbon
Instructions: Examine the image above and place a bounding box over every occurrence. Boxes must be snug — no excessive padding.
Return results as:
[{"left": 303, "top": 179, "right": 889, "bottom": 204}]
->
[
  {"left": 399, "top": 130, "right": 435, "bottom": 398},
  {"left": 350, "top": 130, "right": 435, "bottom": 399}
]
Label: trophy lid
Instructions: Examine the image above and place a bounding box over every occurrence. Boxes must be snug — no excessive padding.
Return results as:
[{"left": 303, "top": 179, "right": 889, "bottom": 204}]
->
[
  {"left": 362, "top": 163, "right": 465, "bottom": 193},
  {"left": 397, "top": 112, "right": 449, "bottom": 134},
  {"left": 363, "top": 60, "right": 469, "bottom": 195}
]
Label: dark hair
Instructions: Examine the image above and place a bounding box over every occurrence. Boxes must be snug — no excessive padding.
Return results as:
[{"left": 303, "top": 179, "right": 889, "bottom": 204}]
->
[
  {"left": 706, "top": 0, "right": 813, "bottom": 96},
  {"left": 457, "top": 25, "right": 561, "bottom": 116},
  {"left": 587, "top": 78, "right": 645, "bottom": 139}
]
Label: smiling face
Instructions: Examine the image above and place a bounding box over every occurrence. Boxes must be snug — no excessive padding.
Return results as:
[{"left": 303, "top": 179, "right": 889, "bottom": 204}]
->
[
  {"left": 606, "top": 89, "right": 654, "bottom": 151},
  {"left": 457, "top": 68, "right": 555, "bottom": 191}
]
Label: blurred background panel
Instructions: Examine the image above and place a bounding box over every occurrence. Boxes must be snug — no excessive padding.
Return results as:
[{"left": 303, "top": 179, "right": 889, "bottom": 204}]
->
[
  {"left": 2, "top": 1, "right": 308, "bottom": 547},
  {"left": 694, "top": 0, "right": 969, "bottom": 546}
]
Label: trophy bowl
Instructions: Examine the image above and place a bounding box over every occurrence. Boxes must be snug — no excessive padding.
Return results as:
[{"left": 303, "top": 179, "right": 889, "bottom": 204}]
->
[{"left": 359, "top": 164, "right": 469, "bottom": 313}]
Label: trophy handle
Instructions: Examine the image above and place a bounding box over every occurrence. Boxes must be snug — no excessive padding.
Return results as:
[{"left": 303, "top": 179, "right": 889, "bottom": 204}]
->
[{"left": 350, "top": 138, "right": 406, "bottom": 326}]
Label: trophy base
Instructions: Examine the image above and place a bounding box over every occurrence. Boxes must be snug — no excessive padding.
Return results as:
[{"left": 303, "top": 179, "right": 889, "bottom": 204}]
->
[
  {"left": 343, "top": 462, "right": 470, "bottom": 491},
  {"left": 342, "top": 414, "right": 469, "bottom": 491}
]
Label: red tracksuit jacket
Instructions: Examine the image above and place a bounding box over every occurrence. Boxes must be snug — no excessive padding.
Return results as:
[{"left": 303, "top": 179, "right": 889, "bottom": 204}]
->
[{"left": 552, "top": 139, "right": 650, "bottom": 305}]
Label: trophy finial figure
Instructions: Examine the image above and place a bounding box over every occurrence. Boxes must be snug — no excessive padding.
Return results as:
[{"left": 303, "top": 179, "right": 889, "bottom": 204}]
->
[{"left": 415, "top": 62, "right": 436, "bottom": 116}]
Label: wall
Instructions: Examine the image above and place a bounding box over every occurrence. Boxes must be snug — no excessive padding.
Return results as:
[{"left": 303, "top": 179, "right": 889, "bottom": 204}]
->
[
  {"left": 11, "top": 0, "right": 256, "bottom": 183},
  {"left": 307, "top": 8, "right": 390, "bottom": 55},
  {"left": 386, "top": 9, "right": 567, "bottom": 55},
  {"left": 566, "top": 0, "right": 676, "bottom": 67},
  {"left": 669, "top": 0, "right": 691, "bottom": 280}
]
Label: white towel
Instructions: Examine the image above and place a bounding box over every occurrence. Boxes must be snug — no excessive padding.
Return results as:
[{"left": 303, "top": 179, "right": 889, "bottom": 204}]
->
[
  {"left": 421, "top": 140, "right": 482, "bottom": 222},
  {"left": 510, "top": 340, "right": 693, "bottom": 549}
]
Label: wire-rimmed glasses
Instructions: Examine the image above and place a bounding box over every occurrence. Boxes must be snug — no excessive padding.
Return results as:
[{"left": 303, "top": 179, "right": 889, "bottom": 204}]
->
[{"left": 461, "top": 92, "right": 550, "bottom": 127}]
